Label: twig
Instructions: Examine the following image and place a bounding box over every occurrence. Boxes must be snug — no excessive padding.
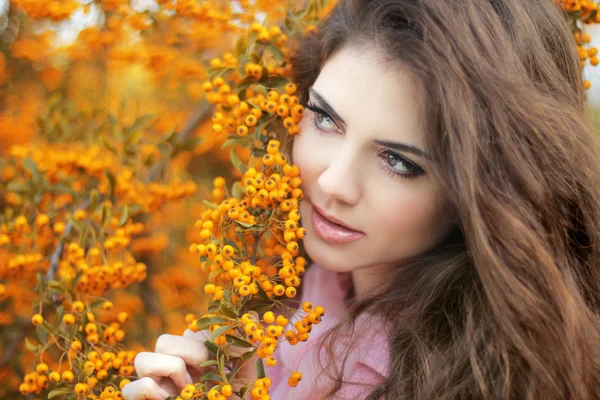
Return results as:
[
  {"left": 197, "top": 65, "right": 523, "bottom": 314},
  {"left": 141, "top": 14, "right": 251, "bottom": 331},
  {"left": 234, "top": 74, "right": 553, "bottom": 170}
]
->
[
  {"left": 45, "top": 199, "right": 91, "bottom": 302},
  {"left": 148, "top": 99, "right": 213, "bottom": 180}
]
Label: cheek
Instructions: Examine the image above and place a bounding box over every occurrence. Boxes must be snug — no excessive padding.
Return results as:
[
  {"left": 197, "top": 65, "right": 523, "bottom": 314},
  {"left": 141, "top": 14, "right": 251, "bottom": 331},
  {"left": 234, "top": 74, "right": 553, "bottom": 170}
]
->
[
  {"left": 371, "top": 186, "right": 452, "bottom": 255},
  {"left": 292, "top": 129, "right": 324, "bottom": 194}
]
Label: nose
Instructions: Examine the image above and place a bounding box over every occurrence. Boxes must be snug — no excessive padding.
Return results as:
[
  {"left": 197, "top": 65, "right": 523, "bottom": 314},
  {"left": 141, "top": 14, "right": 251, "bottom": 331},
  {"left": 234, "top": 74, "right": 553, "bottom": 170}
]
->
[{"left": 316, "top": 150, "right": 361, "bottom": 206}]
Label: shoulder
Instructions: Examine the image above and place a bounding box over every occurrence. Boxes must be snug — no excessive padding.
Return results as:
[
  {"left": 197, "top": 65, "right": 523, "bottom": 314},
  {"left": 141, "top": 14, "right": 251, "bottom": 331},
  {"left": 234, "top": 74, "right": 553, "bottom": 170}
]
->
[{"left": 349, "top": 313, "right": 390, "bottom": 378}]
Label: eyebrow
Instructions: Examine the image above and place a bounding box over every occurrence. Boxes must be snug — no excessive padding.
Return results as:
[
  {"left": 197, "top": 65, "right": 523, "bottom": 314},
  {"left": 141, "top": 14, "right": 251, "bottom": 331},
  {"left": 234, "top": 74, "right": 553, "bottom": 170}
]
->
[{"left": 308, "top": 87, "right": 429, "bottom": 160}]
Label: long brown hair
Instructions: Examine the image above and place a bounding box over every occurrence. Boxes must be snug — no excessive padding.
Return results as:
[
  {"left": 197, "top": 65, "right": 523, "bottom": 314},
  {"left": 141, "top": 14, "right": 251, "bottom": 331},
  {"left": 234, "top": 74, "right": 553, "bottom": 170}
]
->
[{"left": 288, "top": 0, "right": 600, "bottom": 398}]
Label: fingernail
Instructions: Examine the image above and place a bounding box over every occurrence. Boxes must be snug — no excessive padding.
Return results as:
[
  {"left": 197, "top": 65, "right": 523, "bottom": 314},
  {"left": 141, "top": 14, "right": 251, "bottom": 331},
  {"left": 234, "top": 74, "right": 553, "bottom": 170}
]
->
[
  {"left": 157, "top": 387, "right": 171, "bottom": 399},
  {"left": 185, "top": 371, "right": 193, "bottom": 385}
]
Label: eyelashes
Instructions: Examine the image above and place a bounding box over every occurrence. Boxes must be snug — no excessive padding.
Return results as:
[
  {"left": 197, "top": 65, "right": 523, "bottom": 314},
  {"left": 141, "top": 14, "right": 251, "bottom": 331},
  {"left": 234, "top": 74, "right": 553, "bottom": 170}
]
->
[{"left": 304, "top": 102, "right": 425, "bottom": 180}]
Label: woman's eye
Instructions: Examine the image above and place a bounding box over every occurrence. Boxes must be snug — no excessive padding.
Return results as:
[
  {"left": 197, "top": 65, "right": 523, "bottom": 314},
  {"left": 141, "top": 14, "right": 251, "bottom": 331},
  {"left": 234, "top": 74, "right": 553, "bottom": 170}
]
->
[
  {"left": 305, "top": 103, "right": 338, "bottom": 132},
  {"left": 314, "top": 112, "right": 336, "bottom": 130},
  {"left": 381, "top": 150, "right": 423, "bottom": 176}
]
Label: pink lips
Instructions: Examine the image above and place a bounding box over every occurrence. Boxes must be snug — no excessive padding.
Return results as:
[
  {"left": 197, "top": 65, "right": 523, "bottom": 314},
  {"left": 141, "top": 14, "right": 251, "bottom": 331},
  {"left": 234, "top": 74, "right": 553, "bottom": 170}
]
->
[{"left": 311, "top": 205, "right": 365, "bottom": 244}]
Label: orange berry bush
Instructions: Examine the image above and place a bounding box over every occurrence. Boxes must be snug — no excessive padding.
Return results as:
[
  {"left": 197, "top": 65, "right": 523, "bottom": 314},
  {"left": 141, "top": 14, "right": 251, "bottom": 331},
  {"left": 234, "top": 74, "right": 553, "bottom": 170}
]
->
[{"left": 0, "top": 0, "right": 595, "bottom": 399}]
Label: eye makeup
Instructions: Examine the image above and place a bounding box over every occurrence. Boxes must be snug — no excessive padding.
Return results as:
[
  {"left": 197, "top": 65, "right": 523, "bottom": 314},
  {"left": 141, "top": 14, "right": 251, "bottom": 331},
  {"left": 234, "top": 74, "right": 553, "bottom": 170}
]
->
[{"left": 304, "top": 101, "right": 425, "bottom": 180}]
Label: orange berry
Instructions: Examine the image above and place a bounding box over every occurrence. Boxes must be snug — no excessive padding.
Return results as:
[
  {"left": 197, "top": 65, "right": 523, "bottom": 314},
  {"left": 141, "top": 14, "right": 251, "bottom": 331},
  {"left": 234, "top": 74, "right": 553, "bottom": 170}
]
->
[
  {"left": 263, "top": 311, "right": 275, "bottom": 324},
  {"left": 222, "top": 384, "right": 233, "bottom": 396},
  {"left": 273, "top": 284, "right": 285, "bottom": 296},
  {"left": 61, "top": 371, "right": 74, "bottom": 383},
  {"left": 71, "top": 340, "right": 83, "bottom": 352},
  {"left": 117, "top": 312, "right": 128, "bottom": 324},
  {"left": 36, "top": 363, "right": 49, "bottom": 375},
  {"left": 285, "top": 286, "right": 297, "bottom": 298},
  {"left": 31, "top": 314, "right": 43, "bottom": 326},
  {"left": 285, "top": 83, "right": 297, "bottom": 94},
  {"left": 72, "top": 301, "right": 85, "bottom": 313}
]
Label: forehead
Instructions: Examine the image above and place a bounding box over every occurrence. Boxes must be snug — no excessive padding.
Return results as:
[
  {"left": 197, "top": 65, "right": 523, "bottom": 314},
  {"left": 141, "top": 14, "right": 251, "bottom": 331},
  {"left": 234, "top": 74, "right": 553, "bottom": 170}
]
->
[{"left": 311, "top": 45, "right": 425, "bottom": 149}]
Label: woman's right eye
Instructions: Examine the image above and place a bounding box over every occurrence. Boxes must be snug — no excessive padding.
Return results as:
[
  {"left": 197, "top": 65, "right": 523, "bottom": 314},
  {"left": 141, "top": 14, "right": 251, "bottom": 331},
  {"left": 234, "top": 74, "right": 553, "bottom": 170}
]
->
[{"left": 305, "top": 103, "right": 338, "bottom": 132}]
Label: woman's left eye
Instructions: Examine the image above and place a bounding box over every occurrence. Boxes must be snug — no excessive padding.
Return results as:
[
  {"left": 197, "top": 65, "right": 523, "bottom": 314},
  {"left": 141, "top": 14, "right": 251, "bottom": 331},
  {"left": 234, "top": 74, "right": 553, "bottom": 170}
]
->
[{"left": 379, "top": 150, "right": 424, "bottom": 177}]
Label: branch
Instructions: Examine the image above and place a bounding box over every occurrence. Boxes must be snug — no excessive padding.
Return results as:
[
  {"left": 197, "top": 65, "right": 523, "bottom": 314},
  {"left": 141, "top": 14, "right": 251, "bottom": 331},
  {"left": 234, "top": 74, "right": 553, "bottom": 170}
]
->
[
  {"left": 46, "top": 199, "right": 90, "bottom": 283},
  {"left": 149, "top": 98, "right": 213, "bottom": 180}
]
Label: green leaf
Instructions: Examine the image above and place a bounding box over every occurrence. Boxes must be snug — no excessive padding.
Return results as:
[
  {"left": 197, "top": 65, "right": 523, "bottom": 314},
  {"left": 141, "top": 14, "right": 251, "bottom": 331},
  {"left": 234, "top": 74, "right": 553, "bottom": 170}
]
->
[
  {"left": 157, "top": 142, "right": 171, "bottom": 158},
  {"left": 256, "top": 281, "right": 271, "bottom": 302},
  {"left": 225, "top": 335, "right": 254, "bottom": 348},
  {"left": 49, "top": 279, "right": 65, "bottom": 292},
  {"left": 236, "top": 77, "right": 255, "bottom": 93},
  {"left": 199, "top": 371, "right": 224, "bottom": 383},
  {"left": 260, "top": 67, "right": 269, "bottom": 81},
  {"left": 100, "top": 203, "right": 111, "bottom": 226},
  {"left": 89, "top": 189, "right": 99, "bottom": 212},
  {"left": 208, "top": 66, "right": 235, "bottom": 79},
  {"left": 294, "top": 0, "right": 314, "bottom": 19},
  {"left": 236, "top": 35, "right": 249, "bottom": 56},
  {"left": 105, "top": 170, "right": 117, "bottom": 198},
  {"left": 210, "top": 325, "right": 233, "bottom": 341},
  {"left": 218, "top": 353, "right": 226, "bottom": 381},
  {"left": 250, "top": 52, "right": 261, "bottom": 63},
  {"left": 56, "top": 305, "right": 65, "bottom": 325},
  {"left": 232, "top": 182, "right": 243, "bottom": 199},
  {"left": 251, "top": 148, "right": 268, "bottom": 157},
  {"left": 253, "top": 84, "right": 268, "bottom": 96},
  {"left": 36, "top": 272, "right": 46, "bottom": 296},
  {"left": 252, "top": 118, "right": 271, "bottom": 142},
  {"left": 79, "top": 223, "right": 90, "bottom": 244},
  {"left": 250, "top": 303, "right": 273, "bottom": 314},
  {"left": 48, "top": 388, "right": 72, "bottom": 399},
  {"left": 199, "top": 360, "right": 219, "bottom": 368},
  {"left": 239, "top": 386, "right": 249, "bottom": 398},
  {"left": 269, "top": 43, "right": 286, "bottom": 61},
  {"left": 219, "top": 302, "right": 238, "bottom": 319},
  {"left": 284, "top": 17, "right": 296, "bottom": 34},
  {"left": 256, "top": 358, "right": 265, "bottom": 379},
  {"left": 221, "top": 136, "right": 249, "bottom": 150},
  {"left": 68, "top": 215, "right": 84, "bottom": 233},
  {"left": 119, "top": 205, "right": 129, "bottom": 227},
  {"left": 235, "top": 220, "right": 256, "bottom": 228},
  {"left": 68, "top": 324, "right": 78, "bottom": 340},
  {"left": 70, "top": 272, "right": 83, "bottom": 290},
  {"left": 22, "top": 157, "right": 41, "bottom": 184},
  {"left": 203, "top": 200, "right": 218, "bottom": 210},
  {"left": 197, "top": 316, "right": 230, "bottom": 331},
  {"left": 230, "top": 148, "right": 247, "bottom": 174},
  {"left": 180, "top": 137, "right": 204, "bottom": 152},
  {"left": 6, "top": 181, "right": 31, "bottom": 194},
  {"left": 36, "top": 325, "right": 47, "bottom": 345},
  {"left": 47, "top": 183, "right": 73, "bottom": 194},
  {"left": 128, "top": 115, "right": 154, "bottom": 133},
  {"left": 204, "top": 340, "right": 220, "bottom": 355},
  {"left": 25, "top": 337, "right": 40, "bottom": 352},
  {"left": 261, "top": 76, "right": 288, "bottom": 89}
]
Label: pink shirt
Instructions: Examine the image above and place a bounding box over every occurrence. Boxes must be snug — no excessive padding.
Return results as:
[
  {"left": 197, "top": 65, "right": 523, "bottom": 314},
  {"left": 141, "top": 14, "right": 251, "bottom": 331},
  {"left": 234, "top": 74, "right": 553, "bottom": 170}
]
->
[{"left": 266, "top": 263, "right": 390, "bottom": 399}]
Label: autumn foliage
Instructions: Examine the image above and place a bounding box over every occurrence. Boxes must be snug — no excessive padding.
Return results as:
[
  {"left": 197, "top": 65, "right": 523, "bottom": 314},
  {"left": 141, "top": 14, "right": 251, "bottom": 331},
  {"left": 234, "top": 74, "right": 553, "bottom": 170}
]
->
[{"left": 0, "top": 0, "right": 596, "bottom": 399}]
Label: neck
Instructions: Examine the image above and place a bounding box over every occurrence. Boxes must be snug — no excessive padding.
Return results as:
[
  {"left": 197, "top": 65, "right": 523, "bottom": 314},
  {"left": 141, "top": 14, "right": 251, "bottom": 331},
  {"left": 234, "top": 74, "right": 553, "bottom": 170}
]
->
[{"left": 350, "top": 263, "right": 393, "bottom": 299}]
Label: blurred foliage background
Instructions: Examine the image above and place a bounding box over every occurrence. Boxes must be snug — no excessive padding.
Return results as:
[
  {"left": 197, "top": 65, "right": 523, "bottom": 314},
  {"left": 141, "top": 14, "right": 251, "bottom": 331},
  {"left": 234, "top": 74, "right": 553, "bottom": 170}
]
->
[{"left": 0, "top": 0, "right": 599, "bottom": 398}]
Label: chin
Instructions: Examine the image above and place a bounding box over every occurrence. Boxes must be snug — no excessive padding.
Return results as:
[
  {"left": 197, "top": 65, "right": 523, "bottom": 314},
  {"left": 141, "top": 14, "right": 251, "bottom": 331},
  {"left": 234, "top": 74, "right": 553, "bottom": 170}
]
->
[{"left": 301, "top": 234, "right": 359, "bottom": 273}]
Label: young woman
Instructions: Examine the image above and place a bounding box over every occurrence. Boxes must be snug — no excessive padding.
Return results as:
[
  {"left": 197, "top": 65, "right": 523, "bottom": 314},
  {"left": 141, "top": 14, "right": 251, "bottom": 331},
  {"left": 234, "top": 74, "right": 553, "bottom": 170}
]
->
[{"left": 124, "top": 0, "right": 600, "bottom": 398}]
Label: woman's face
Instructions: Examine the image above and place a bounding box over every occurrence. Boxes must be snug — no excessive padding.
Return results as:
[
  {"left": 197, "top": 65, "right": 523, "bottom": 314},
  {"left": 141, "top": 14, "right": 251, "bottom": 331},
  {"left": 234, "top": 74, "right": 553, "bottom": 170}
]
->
[{"left": 293, "top": 45, "right": 456, "bottom": 294}]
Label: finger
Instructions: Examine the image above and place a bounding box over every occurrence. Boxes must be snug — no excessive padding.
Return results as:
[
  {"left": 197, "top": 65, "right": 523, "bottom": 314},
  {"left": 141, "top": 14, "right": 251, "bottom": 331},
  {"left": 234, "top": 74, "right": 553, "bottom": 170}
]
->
[
  {"left": 157, "top": 376, "right": 180, "bottom": 396},
  {"left": 134, "top": 352, "right": 193, "bottom": 390},
  {"left": 121, "top": 377, "right": 171, "bottom": 400},
  {"left": 155, "top": 333, "right": 210, "bottom": 372},
  {"left": 182, "top": 328, "right": 211, "bottom": 341}
]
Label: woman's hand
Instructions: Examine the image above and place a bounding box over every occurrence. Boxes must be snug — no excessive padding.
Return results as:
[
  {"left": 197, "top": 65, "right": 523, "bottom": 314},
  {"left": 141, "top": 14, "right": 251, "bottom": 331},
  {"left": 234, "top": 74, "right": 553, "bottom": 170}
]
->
[
  {"left": 122, "top": 328, "right": 211, "bottom": 400},
  {"left": 121, "top": 328, "right": 259, "bottom": 400}
]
